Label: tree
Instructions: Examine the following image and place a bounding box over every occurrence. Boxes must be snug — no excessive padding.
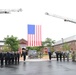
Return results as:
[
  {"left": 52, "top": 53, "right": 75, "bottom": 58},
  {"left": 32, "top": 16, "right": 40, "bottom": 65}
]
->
[
  {"left": 43, "top": 38, "right": 55, "bottom": 53},
  {"left": 2, "top": 44, "right": 11, "bottom": 52},
  {"left": 4, "top": 35, "right": 19, "bottom": 52},
  {"left": 26, "top": 46, "right": 41, "bottom": 52},
  {"left": 44, "top": 38, "right": 55, "bottom": 47},
  {"left": 63, "top": 42, "right": 70, "bottom": 51},
  {"left": 40, "top": 41, "right": 45, "bottom": 48}
]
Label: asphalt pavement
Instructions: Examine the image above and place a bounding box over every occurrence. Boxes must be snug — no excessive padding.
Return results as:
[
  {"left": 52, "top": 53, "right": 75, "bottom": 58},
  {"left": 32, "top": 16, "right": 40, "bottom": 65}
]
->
[{"left": 0, "top": 59, "right": 76, "bottom": 75}]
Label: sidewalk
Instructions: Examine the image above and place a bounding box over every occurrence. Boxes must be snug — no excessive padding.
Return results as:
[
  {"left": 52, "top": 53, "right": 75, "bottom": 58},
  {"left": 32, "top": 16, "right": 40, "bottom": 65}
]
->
[
  {"left": 20, "top": 55, "right": 72, "bottom": 61},
  {"left": 20, "top": 55, "right": 57, "bottom": 61},
  {"left": 20, "top": 55, "right": 49, "bottom": 61}
]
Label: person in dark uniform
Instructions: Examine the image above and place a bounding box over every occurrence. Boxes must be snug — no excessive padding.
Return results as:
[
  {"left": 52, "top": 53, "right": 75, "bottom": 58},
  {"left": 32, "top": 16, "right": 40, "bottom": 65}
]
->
[
  {"left": 17, "top": 51, "right": 20, "bottom": 64},
  {"left": 14, "top": 52, "right": 17, "bottom": 64},
  {"left": 5, "top": 52, "right": 10, "bottom": 65},
  {"left": 4, "top": 52, "right": 8, "bottom": 65},
  {"left": 47, "top": 47, "right": 52, "bottom": 60},
  {"left": 59, "top": 51, "right": 62, "bottom": 61},
  {"left": 0, "top": 52, "right": 2, "bottom": 65},
  {"left": 8, "top": 52, "right": 11, "bottom": 65},
  {"left": 56, "top": 50, "right": 62, "bottom": 61},
  {"left": 0, "top": 52, "right": 4, "bottom": 66},
  {"left": 55, "top": 51, "right": 59, "bottom": 61},
  {"left": 22, "top": 50, "right": 26, "bottom": 61},
  {"left": 11, "top": 51, "right": 14, "bottom": 64}
]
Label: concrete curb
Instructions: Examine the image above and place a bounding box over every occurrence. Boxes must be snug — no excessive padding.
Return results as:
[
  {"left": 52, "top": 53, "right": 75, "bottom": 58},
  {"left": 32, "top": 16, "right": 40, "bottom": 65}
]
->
[{"left": 20, "top": 58, "right": 72, "bottom": 62}]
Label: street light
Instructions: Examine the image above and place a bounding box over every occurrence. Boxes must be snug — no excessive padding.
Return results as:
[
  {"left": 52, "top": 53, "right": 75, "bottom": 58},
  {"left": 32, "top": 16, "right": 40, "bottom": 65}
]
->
[{"left": 45, "top": 12, "right": 76, "bottom": 24}]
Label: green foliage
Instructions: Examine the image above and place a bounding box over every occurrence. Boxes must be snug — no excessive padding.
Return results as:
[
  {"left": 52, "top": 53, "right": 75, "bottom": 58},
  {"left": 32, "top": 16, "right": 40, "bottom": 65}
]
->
[
  {"left": 51, "top": 47, "right": 54, "bottom": 52},
  {"left": 26, "top": 46, "right": 41, "bottom": 51},
  {"left": 63, "top": 42, "right": 70, "bottom": 51},
  {"left": 44, "top": 38, "right": 55, "bottom": 47},
  {"left": 4, "top": 35, "right": 19, "bottom": 52},
  {"left": 2, "top": 44, "right": 11, "bottom": 52}
]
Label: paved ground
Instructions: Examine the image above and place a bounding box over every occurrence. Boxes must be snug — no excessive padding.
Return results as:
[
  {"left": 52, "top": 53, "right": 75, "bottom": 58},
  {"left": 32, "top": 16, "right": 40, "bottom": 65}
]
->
[{"left": 0, "top": 59, "right": 76, "bottom": 75}]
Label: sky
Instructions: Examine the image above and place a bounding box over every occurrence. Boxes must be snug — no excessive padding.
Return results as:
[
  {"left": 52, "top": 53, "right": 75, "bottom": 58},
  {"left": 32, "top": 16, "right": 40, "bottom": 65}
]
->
[{"left": 0, "top": 0, "right": 76, "bottom": 42}]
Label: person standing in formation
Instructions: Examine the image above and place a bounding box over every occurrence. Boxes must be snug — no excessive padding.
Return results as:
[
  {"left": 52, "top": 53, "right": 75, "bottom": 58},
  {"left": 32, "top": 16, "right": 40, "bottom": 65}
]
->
[
  {"left": 0, "top": 51, "right": 20, "bottom": 66},
  {"left": 47, "top": 47, "right": 52, "bottom": 60}
]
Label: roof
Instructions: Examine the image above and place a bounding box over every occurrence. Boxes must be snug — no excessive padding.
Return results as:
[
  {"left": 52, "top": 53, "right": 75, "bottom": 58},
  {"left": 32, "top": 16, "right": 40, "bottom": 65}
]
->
[
  {"left": 19, "top": 39, "right": 27, "bottom": 44},
  {"left": 54, "top": 35, "right": 76, "bottom": 45},
  {"left": 0, "top": 41, "right": 5, "bottom": 45},
  {"left": 0, "top": 41, "right": 5, "bottom": 42}
]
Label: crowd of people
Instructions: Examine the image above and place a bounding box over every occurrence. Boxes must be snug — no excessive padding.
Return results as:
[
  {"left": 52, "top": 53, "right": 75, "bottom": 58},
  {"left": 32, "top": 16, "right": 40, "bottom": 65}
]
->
[
  {"left": 0, "top": 48, "right": 76, "bottom": 67},
  {"left": 0, "top": 50, "right": 27, "bottom": 66},
  {"left": 48, "top": 49, "right": 76, "bottom": 62},
  {"left": 55, "top": 50, "right": 70, "bottom": 61}
]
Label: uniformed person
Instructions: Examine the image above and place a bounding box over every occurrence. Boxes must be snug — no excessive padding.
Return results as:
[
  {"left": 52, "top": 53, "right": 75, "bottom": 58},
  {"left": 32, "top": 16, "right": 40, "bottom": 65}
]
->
[
  {"left": 10, "top": 51, "right": 14, "bottom": 64},
  {"left": 66, "top": 50, "right": 69, "bottom": 61},
  {"left": 5, "top": 52, "right": 8, "bottom": 65},
  {"left": 0, "top": 52, "right": 2, "bottom": 65},
  {"left": 47, "top": 47, "right": 52, "bottom": 60},
  {"left": 0, "top": 52, "right": 4, "bottom": 66},
  {"left": 22, "top": 50, "right": 26, "bottom": 61},
  {"left": 5, "top": 52, "right": 9, "bottom": 65},
  {"left": 17, "top": 51, "right": 20, "bottom": 64},
  {"left": 14, "top": 52, "right": 17, "bottom": 64},
  {"left": 59, "top": 51, "right": 62, "bottom": 61},
  {"left": 8, "top": 52, "right": 11, "bottom": 65},
  {"left": 55, "top": 51, "right": 59, "bottom": 61},
  {"left": 62, "top": 51, "right": 66, "bottom": 61}
]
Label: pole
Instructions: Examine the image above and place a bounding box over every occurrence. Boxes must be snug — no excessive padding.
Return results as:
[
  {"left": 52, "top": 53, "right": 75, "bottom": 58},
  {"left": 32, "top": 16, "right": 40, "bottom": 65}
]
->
[{"left": 61, "top": 38, "right": 64, "bottom": 50}]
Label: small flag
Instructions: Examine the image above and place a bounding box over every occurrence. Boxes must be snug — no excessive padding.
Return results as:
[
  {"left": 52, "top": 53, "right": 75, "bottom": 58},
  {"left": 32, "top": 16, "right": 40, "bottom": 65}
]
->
[{"left": 27, "top": 24, "right": 42, "bottom": 46}]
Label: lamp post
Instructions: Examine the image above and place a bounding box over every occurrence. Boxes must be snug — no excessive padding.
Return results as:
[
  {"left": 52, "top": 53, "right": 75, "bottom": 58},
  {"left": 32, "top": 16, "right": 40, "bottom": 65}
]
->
[{"left": 61, "top": 38, "right": 64, "bottom": 51}]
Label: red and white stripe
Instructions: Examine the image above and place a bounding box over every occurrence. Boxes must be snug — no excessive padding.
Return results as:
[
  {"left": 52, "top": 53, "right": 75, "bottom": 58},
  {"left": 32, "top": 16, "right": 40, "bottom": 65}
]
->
[{"left": 27, "top": 25, "right": 42, "bottom": 47}]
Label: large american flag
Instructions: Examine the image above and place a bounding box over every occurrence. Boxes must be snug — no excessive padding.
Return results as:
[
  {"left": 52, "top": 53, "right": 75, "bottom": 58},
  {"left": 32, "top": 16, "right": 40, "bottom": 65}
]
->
[{"left": 27, "top": 24, "right": 42, "bottom": 46}]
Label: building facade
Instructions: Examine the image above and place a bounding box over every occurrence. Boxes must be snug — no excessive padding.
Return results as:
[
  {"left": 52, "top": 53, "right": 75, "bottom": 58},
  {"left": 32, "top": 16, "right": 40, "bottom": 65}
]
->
[
  {"left": 53, "top": 35, "right": 76, "bottom": 51},
  {"left": 19, "top": 39, "right": 27, "bottom": 50},
  {"left": 0, "top": 39, "right": 27, "bottom": 51},
  {"left": 1, "top": 35, "right": 76, "bottom": 52}
]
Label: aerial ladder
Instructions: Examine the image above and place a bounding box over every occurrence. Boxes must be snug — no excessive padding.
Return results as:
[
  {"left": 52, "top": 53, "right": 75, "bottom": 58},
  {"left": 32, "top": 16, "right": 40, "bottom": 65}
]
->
[
  {"left": 45, "top": 12, "right": 76, "bottom": 61},
  {"left": 45, "top": 12, "right": 76, "bottom": 24},
  {"left": 0, "top": 8, "right": 22, "bottom": 14}
]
